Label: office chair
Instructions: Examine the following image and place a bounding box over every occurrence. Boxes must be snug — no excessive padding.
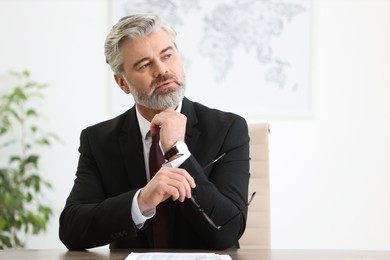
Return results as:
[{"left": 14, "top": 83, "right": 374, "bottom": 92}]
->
[{"left": 239, "top": 123, "right": 270, "bottom": 249}]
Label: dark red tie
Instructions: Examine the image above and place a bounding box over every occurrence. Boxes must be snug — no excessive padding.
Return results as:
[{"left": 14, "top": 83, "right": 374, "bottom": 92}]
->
[
  {"left": 149, "top": 132, "right": 165, "bottom": 178},
  {"left": 149, "top": 131, "right": 170, "bottom": 248}
]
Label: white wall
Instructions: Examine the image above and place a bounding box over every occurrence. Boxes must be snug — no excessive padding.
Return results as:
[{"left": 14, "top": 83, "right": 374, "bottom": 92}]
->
[
  {"left": 268, "top": 0, "right": 390, "bottom": 250},
  {"left": 0, "top": 0, "right": 389, "bottom": 250}
]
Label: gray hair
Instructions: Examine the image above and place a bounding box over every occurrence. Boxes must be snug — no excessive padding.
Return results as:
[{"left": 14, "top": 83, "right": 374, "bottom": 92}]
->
[{"left": 104, "top": 13, "right": 177, "bottom": 74}]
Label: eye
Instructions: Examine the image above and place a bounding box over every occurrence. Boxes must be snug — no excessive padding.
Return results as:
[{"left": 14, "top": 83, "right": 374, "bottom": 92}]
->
[
  {"left": 138, "top": 62, "right": 151, "bottom": 71},
  {"left": 162, "top": 53, "right": 173, "bottom": 60}
]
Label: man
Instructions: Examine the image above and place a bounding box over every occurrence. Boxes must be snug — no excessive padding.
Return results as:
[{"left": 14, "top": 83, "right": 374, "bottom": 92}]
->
[{"left": 59, "top": 13, "right": 250, "bottom": 250}]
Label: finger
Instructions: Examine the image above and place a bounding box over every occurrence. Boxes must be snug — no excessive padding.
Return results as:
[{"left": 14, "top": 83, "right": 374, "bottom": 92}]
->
[
  {"left": 159, "top": 168, "right": 195, "bottom": 199},
  {"left": 168, "top": 179, "right": 187, "bottom": 202},
  {"left": 150, "top": 122, "right": 160, "bottom": 137},
  {"left": 142, "top": 178, "right": 175, "bottom": 205},
  {"left": 150, "top": 170, "right": 186, "bottom": 200},
  {"left": 154, "top": 178, "right": 181, "bottom": 201},
  {"left": 165, "top": 171, "right": 193, "bottom": 199},
  {"left": 170, "top": 168, "right": 196, "bottom": 189},
  {"left": 150, "top": 113, "right": 169, "bottom": 137}
]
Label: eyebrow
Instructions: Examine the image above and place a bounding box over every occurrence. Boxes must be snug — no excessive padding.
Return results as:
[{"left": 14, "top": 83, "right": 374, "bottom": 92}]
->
[{"left": 132, "top": 46, "right": 174, "bottom": 69}]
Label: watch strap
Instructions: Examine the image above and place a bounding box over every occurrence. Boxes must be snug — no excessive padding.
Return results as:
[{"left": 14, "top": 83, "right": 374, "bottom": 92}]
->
[{"left": 164, "top": 145, "right": 179, "bottom": 160}]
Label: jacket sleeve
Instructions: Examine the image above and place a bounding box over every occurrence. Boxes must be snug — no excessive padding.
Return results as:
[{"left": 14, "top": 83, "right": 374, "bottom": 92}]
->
[
  {"left": 59, "top": 129, "right": 139, "bottom": 250},
  {"left": 180, "top": 115, "right": 250, "bottom": 250}
]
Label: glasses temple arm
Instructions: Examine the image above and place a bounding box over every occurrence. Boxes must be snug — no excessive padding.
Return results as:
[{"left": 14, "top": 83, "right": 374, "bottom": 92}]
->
[{"left": 218, "top": 192, "right": 256, "bottom": 229}]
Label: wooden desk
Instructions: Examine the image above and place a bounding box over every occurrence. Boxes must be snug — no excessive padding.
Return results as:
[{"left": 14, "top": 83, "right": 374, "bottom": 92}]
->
[{"left": 1, "top": 249, "right": 390, "bottom": 260}]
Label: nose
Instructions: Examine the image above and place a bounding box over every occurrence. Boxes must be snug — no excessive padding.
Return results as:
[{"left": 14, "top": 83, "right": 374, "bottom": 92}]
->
[{"left": 153, "top": 61, "right": 168, "bottom": 78}]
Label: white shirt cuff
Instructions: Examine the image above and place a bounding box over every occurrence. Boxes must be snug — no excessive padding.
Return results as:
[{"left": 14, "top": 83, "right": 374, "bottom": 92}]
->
[{"left": 131, "top": 189, "right": 156, "bottom": 229}]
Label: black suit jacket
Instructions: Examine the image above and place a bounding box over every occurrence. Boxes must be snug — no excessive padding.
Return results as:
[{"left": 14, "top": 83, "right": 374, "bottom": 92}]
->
[{"left": 59, "top": 97, "right": 250, "bottom": 250}]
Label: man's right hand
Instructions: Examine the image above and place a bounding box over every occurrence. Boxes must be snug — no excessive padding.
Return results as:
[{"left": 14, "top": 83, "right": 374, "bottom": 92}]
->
[{"left": 149, "top": 109, "right": 187, "bottom": 153}]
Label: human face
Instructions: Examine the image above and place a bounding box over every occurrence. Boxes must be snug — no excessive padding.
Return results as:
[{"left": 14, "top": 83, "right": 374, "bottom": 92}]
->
[{"left": 115, "top": 29, "right": 185, "bottom": 111}]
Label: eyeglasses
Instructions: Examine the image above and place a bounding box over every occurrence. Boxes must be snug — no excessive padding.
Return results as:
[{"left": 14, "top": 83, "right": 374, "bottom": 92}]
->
[
  {"left": 189, "top": 153, "right": 256, "bottom": 230},
  {"left": 190, "top": 191, "right": 256, "bottom": 230}
]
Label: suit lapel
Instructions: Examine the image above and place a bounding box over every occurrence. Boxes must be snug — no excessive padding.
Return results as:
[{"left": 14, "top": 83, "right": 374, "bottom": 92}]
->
[
  {"left": 182, "top": 98, "right": 200, "bottom": 151},
  {"left": 118, "top": 107, "right": 148, "bottom": 189}
]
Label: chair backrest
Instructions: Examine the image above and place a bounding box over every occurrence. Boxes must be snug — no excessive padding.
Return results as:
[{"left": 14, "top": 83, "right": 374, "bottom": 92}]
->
[{"left": 239, "top": 123, "right": 270, "bottom": 249}]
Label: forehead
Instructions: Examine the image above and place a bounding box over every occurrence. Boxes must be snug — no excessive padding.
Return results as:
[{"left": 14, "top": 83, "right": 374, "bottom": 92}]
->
[{"left": 121, "top": 29, "right": 175, "bottom": 62}]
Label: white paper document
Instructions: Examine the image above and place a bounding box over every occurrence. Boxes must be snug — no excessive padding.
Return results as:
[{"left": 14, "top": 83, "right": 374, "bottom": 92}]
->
[{"left": 125, "top": 252, "right": 232, "bottom": 260}]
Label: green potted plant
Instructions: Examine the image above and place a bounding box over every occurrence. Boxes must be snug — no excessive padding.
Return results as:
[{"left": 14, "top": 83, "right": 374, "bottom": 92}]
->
[{"left": 0, "top": 70, "right": 58, "bottom": 248}]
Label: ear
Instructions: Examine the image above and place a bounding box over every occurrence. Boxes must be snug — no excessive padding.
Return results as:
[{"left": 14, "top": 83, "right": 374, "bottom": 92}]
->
[{"left": 114, "top": 74, "right": 131, "bottom": 94}]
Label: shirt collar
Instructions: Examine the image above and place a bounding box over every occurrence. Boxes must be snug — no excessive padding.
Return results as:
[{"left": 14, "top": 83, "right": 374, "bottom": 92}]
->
[{"left": 136, "top": 101, "right": 183, "bottom": 141}]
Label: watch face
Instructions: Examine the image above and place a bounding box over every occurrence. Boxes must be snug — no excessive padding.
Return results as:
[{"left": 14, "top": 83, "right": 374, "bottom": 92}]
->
[{"left": 176, "top": 141, "right": 187, "bottom": 153}]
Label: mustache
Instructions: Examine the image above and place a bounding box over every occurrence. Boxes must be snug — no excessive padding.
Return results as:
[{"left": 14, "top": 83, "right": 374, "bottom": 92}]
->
[{"left": 150, "top": 74, "right": 180, "bottom": 90}]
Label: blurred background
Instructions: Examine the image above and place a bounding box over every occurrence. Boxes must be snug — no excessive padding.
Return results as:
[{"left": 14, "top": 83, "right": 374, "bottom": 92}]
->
[{"left": 0, "top": 0, "right": 389, "bottom": 250}]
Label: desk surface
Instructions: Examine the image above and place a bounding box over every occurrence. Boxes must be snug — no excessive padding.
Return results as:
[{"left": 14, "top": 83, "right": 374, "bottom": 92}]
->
[{"left": 1, "top": 249, "right": 390, "bottom": 260}]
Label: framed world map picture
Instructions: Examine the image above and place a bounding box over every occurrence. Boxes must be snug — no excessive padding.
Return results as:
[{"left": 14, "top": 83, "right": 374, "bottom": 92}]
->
[{"left": 108, "top": 0, "right": 311, "bottom": 118}]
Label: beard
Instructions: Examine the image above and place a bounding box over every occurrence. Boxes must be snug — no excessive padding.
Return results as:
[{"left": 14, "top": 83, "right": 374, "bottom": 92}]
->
[{"left": 124, "top": 74, "right": 186, "bottom": 111}]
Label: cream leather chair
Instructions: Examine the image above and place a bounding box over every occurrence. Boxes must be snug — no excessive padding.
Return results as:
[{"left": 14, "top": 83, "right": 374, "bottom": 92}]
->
[{"left": 239, "top": 123, "right": 270, "bottom": 249}]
